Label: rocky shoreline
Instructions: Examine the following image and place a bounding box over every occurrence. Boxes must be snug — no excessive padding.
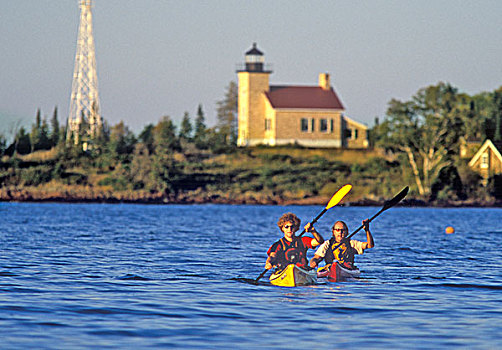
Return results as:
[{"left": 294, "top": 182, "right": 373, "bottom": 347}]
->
[{"left": 1, "top": 187, "right": 500, "bottom": 207}]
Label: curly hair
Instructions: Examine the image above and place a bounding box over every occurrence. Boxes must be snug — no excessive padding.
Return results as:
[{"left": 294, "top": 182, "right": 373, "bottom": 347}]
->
[{"left": 277, "top": 212, "right": 301, "bottom": 230}]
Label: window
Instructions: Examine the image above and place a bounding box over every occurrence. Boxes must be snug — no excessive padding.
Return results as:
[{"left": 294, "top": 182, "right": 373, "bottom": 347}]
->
[
  {"left": 330, "top": 119, "right": 334, "bottom": 133},
  {"left": 354, "top": 129, "right": 358, "bottom": 139},
  {"left": 301, "top": 118, "right": 316, "bottom": 132},
  {"left": 301, "top": 118, "right": 309, "bottom": 132},
  {"left": 320, "top": 119, "right": 328, "bottom": 132},
  {"left": 481, "top": 153, "right": 489, "bottom": 169},
  {"left": 265, "top": 118, "right": 271, "bottom": 131}
]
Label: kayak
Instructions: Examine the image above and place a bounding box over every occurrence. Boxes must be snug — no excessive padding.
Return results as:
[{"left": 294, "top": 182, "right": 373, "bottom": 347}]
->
[
  {"left": 269, "top": 264, "right": 317, "bottom": 287},
  {"left": 317, "top": 263, "right": 360, "bottom": 282}
]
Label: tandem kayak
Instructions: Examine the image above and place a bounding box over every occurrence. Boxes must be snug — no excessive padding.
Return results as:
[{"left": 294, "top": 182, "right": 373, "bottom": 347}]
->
[
  {"left": 317, "top": 263, "right": 360, "bottom": 282},
  {"left": 269, "top": 264, "right": 317, "bottom": 287}
]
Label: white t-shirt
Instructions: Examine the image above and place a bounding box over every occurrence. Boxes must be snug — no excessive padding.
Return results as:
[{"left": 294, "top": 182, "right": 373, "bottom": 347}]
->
[{"left": 314, "top": 239, "right": 366, "bottom": 257}]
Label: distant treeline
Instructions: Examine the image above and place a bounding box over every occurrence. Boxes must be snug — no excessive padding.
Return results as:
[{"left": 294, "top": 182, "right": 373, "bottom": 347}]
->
[{"left": 0, "top": 82, "right": 501, "bottom": 205}]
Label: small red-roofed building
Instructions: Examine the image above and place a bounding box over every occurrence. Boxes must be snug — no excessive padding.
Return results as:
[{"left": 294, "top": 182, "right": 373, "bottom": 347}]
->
[{"left": 236, "top": 43, "right": 368, "bottom": 148}]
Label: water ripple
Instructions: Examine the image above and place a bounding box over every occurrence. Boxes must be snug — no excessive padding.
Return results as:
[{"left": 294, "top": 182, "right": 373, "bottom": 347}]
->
[{"left": 0, "top": 203, "right": 501, "bottom": 349}]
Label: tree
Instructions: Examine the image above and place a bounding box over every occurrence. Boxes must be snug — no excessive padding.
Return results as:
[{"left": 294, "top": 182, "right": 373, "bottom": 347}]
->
[
  {"left": 14, "top": 127, "right": 32, "bottom": 155},
  {"left": 216, "top": 81, "right": 238, "bottom": 145},
  {"left": 150, "top": 116, "right": 181, "bottom": 195},
  {"left": 153, "top": 116, "right": 179, "bottom": 155},
  {"left": 179, "top": 111, "right": 193, "bottom": 141},
  {"left": 377, "top": 82, "right": 464, "bottom": 197},
  {"left": 193, "top": 104, "right": 208, "bottom": 149},
  {"left": 38, "top": 117, "right": 52, "bottom": 150},
  {"left": 472, "top": 91, "right": 496, "bottom": 140},
  {"left": 128, "top": 143, "right": 153, "bottom": 190},
  {"left": 109, "top": 121, "right": 137, "bottom": 157},
  {"left": 30, "top": 109, "right": 42, "bottom": 153},
  {"left": 50, "top": 106, "right": 60, "bottom": 147},
  {"left": 139, "top": 123, "right": 155, "bottom": 154},
  {"left": 493, "top": 87, "right": 502, "bottom": 141},
  {"left": 0, "top": 133, "right": 6, "bottom": 157}
]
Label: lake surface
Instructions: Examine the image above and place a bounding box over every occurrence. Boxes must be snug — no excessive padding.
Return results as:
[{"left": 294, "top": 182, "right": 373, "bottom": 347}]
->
[{"left": 0, "top": 203, "right": 501, "bottom": 349}]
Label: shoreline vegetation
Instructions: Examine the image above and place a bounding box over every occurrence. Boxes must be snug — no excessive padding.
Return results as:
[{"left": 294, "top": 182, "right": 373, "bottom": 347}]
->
[
  {"left": 1, "top": 146, "right": 500, "bottom": 208},
  {"left": 2, "top": 82, "right": 502, "bottom": 207},
  {"left": 1, "top": 188, "right": 500, "bottom": 208}
]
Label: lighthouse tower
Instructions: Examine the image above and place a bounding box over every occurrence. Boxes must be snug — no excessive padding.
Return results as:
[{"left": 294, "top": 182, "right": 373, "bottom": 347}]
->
[{"left": 236, "top": 43, "right": 272, "bottom": 146}]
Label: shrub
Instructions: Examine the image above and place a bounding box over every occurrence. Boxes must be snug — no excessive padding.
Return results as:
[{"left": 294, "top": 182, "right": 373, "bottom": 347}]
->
[{"left": 19, "top": 166, "right": 53, "bottom": 186}]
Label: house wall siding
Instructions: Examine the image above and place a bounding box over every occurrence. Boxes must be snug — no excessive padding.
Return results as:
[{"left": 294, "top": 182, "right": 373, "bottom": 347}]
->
[{"left": 237, "top": 66, "right": 368, "bottom": 148}]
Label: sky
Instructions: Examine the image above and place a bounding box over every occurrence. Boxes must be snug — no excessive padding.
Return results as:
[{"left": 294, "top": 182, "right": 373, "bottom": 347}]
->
[{"left": 1, "top": 0, "right": 501, "bottom": 139}]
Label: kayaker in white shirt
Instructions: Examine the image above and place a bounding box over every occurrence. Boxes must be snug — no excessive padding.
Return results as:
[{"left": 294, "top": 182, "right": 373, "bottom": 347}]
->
[{"left": 309, "top": 219, "right": 374, "bottom": 270}]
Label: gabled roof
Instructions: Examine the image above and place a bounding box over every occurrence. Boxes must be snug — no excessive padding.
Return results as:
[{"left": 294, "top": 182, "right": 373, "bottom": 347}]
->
[
  {"left": 343, "top": 115, "right": 368, "bottom": 130},
  {"left": 265, "top": 85, "right": 344, "bottom": 110},
  {"left": 468, "top": 139, "right": 502, "bottom": 167}
]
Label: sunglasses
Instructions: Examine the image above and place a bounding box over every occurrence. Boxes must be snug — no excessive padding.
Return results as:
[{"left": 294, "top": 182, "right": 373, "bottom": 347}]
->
[
  {"left": 283, "top": 225, "right": 294, "bottom": 229},
  {"left": 333, "top": 228, "right": 346, "bottom": 232}
]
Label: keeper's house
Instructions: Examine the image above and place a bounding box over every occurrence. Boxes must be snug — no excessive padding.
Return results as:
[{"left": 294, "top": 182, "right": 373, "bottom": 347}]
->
[{"left": 236, "top": 43, "right": 368, "bottom": 148}]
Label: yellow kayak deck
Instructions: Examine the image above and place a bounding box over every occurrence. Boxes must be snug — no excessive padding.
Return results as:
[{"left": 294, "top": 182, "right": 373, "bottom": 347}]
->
[{"left": 269, "top": 264, "right": 317, "bottom": 287}]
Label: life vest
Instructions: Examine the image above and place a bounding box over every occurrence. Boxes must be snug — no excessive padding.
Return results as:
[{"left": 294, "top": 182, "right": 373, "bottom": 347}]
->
[
  {"left": 325, "top": 236, "right": 355, "bottom": 267},
  {"left": 276, "top": 237, "right": 308, "bottom": 268}
]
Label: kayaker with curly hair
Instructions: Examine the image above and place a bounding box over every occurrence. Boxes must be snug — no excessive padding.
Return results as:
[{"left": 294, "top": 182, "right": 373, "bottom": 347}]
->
[
  {"left": 309, "top": 219, "right": 374, "bottom": 270},
  {"left": 265, "top": 212, "right": 324, "bottom": 270}
]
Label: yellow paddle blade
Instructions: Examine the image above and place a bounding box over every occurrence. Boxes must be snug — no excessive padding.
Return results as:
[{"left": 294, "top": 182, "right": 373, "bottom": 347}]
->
[{"left": 326, "top": 184, "right": 352, "bottom": 209}]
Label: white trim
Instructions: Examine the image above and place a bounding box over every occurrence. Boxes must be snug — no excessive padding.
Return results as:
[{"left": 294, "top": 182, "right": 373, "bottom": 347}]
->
[
  {"left": 343, "top": 115, "right": 368, "bottom": 130},
  {"left": 469, "top": 140, "right": 502, "bottom": 167},
  {"left": 243, "top": 138, "right": 343, "bottom": 148},
  {"left": 273, "top": 107, "right": 344, "bottom": 113}
]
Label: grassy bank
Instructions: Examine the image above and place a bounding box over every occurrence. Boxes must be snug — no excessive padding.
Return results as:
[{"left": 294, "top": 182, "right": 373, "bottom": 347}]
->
[{"left": 0, "top": 146, "right": 499, "bottom": 206}]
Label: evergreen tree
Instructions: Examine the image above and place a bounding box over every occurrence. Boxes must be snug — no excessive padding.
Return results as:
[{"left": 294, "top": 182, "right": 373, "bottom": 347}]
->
[
  {"left": 109, "top": 121, "right": 137, "bottom": 157},
  {"left": 93, "top": 120, "right": 110, "bottom": 150},
  {"left": 0, "top": 133, "right": 6, "bottom": 156},
  {"left": 139, "top": 124, "right": 155, "bottom": 154},
  {"left": 464, "top": 100, "right": 478, "bottom": 140},
  {"left": 472, "top": 92, "right": 494, "bottom": 140},
  {"left": 179, "top": 112, "right": 193, "bottom": 141},
  {"left": 30, "top": 108, "right": 42, "bottom": 153},
  {"left": 50, "top": 106, "right": 60, "bottom": 147},
  {"left": 128, "top": 143, "right": 152, "bottom": 190},
  {"left": 194, "top": 104, "right": 208, "bottom": 149},
  {"left": 151, "top": 116, "right": 180, "bottom": 194},
  {"left": 494, "top": 88, "right": 502, "bottom": 141},
  {"left": 216, "top": 81, "right": 238, "bottom": 145},
  {"left": 38, "top": 117, "right": 51, "bottom": 150},
  {"left": 153, "top": 116, "right": 179, "bottom": 154},
  {"left": 15, "top": 127, "right": 32, "bottom": 155}
]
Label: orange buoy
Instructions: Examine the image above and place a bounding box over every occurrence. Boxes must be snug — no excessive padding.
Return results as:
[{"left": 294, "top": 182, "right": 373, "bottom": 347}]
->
[{"left": 445, "top": 226, "right": 455, "bottom": 234}]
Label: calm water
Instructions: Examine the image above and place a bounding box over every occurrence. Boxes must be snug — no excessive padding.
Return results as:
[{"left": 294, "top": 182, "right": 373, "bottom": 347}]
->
[{"left": 0, "top": 203, "right": 501, "bottom": 349}]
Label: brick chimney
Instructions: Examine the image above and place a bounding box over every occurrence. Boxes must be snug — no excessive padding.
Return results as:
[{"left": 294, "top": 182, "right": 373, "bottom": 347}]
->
[{"left": 319, "top": 73, "right": 331, "bottom": 90}]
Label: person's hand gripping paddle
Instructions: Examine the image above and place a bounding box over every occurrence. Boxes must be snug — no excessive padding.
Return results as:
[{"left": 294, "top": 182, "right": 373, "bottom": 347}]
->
[{"left": 330, "top": 186, "right": 409, "bottom": 252}]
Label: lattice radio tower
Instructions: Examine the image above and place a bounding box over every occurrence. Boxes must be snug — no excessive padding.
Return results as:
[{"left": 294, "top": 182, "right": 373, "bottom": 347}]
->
[{"left": 67, "top": 0, "right": 102, "bottom": 144}]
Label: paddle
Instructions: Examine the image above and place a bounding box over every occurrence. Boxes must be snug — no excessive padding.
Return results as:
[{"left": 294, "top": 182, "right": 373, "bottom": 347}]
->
[
  {"left": 298, "top": 184, "right": 352, "bottom": 238},
  {"left": 331, "top": 186, "right": 409, "bottom": 252},
  {"left": 254, "top": 184, "right": 352, "bottom": 283}
]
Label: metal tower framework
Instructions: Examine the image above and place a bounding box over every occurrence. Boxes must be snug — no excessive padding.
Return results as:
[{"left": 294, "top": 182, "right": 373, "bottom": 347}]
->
[{"left": 67, "top": 0, "right": 102, "bottom": 143}]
